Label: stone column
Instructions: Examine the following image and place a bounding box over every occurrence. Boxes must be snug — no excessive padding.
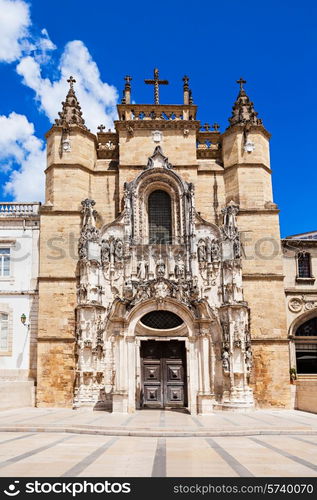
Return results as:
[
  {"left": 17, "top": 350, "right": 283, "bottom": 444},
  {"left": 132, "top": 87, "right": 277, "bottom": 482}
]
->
[{"left": 127, "top": 336, "right": 136, "bottom": 413}]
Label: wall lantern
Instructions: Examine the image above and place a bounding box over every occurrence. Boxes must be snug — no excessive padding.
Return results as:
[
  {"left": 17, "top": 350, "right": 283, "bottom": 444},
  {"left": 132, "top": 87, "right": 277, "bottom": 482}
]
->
[{"left": 20, "top": 313, "right": 27, "bottom": 325}]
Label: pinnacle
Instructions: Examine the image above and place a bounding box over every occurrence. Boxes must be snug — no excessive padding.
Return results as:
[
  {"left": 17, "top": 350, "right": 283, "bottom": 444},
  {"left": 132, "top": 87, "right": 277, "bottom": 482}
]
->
[
  {"left": 228, "top": 78, "right": 263, "bottom": 128},
  {"left": 54, "top": 76, "right": 87, "bottom": 129}
]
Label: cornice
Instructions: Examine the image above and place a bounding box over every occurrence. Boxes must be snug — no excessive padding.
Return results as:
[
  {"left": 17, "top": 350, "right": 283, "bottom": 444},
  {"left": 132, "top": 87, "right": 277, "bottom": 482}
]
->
[
  {"left": 250, "top": 338, "right": 289, "bottom": 343},
  {"left": 242, "top": 273, "right": 285, "bottom": 281},
  {"left": 40, "top": 208, "right": 81, "bottom": 215},
  {"left": 223, "top": 162, "right": 272, "bottom": 174},
  {"left": 114, "top": 119, "right": 200, "bottom": 131},
  {"left": 238, "top": 207, "right": 280, "bottom": 215},
  {"left": 38, "top": 276, "right": 77, "bottom": 281},
  {"left": 45, "top": 124, "right": 97, "bottom": 144},
  {"left": 282, "top": 239, "right": 317, "bottom": 247},
  {"left": 37, "top": 336, "right": 75, "bottom": 342},
  {"left": 221, "top": 123, "right": 271, "bottom": 140},
  {"left": 44, "top": 163, "right": 117, "bottom": 176}
]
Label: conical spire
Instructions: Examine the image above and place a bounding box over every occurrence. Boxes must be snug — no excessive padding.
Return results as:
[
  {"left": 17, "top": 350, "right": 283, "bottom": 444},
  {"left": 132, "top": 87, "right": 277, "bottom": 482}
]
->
[
  {"left": 55, "top": 76, "right": 87, "bottom": 129},
  {"left": 228, "top": 78, "right": 263, "bottom": 128}
]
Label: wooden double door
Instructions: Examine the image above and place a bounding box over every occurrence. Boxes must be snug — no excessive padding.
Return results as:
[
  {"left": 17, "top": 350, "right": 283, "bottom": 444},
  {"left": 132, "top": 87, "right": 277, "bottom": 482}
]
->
[{"left": 141, "top": 340, "right": 187, "bottom": 409}]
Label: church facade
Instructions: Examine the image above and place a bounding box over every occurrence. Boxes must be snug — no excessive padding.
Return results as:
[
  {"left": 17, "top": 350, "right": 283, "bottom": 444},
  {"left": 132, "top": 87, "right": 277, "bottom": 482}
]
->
[{"left": 36, "top": 72, "right": 292, "bottom": 413}]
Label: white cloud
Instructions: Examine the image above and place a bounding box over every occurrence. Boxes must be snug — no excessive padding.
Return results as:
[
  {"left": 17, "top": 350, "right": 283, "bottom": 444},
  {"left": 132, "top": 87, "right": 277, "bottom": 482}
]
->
[
  {"left": 17, "top": 40, "right": 118, "bottom": 131},
  {"left": 0, "top": 0, "right": 30, "bottom": 63},
  {"left": 0, "top": 1, "right": 119, "bottom": 201},
  {"left": 0, "top": 112, "right": 45, "bottom": 201}
]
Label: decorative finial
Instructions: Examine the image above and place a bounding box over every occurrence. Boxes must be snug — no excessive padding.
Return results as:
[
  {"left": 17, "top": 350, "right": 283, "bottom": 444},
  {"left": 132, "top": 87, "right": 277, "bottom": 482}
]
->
[
  {"left": 124, "top": 75, "right": 132, "bottom": 86},
  {"left": 98, "top": 124, "right": 106, "bottom": 133},
  {"left": 54, "top": 76, "right": 87, "bottom": 130},
  {"left": 203, "top": 123, "right": 210, "bottom": 131},
  {"left": 228, "top": 78, "right": 263, "bottom": 128},
  {"left": 183, "top": 75, "right": 189, "bottom": 88},
  {"left": 144, "top": 68, "right": 169, "bottom": 105},
  {"left": 236, "top": 77, "right": 246, "bottom": 91},
  {"left": 212, "top": 123, "right": 220, "bottom": 131},
  {"left": 67, "top": 76, "right": 76, "bottom": 89}
]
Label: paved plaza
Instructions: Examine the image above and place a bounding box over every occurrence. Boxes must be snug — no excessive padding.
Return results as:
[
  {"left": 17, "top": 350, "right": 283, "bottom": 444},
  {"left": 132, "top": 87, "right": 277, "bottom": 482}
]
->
[{"left": 0, "top": 408, "right": 316, "bottom": 477}]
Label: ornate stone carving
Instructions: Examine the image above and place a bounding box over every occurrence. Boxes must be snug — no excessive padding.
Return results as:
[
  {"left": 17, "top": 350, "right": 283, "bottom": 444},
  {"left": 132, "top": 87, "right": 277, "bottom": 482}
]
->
[
  {"left": 174, "top": 254, "right": 185, "bottom": 280},
  {"left": 288, "top": 296, "right": 317, "bottom": 313},
  {"left": 222, "top": 201, "right": 239, "bottom": 240},
  {"left": 146, "top": 145, "right": 172, "bottom": 170},
  {"left": 78, "top": 199, "right": 100, "bottom": 261},
  {"left": 222, "top": 349, "right": 230, "bottom": 373},
  {"left": 155, "top": 258, "right": 166, "bottom": 278},
  {"left": 198, "top": 239, "right": 207, "bottom": 262}
]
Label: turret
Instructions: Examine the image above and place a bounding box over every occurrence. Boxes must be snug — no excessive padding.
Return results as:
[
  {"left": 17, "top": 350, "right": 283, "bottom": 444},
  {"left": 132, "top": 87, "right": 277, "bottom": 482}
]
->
[
  {"left": 44, "top": 76, "right": 97, "bottom": 209},
  {"left": 222, "top": 78, "right": 272, "bottom": 209}
]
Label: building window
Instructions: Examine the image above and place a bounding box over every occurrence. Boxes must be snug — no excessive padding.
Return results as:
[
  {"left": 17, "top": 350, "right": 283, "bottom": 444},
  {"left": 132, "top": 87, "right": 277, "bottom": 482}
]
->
[
  {"left": 0, "top": 313, "right": 9, "bottom": 351},
  {"left": 148, "top": 190, "right": 172, "bottom": 244},
  {"left": 141, "top": 311, "right": 183, "bottom": 329},
  {"left": 0, "top": 248, "right": 10, "bottom": 277},
  {"left": 295, "top": 317, "right": 317, "bottom": 374},
  {"left": 297, "top": 251, "right": 311, "bottom": 278}
]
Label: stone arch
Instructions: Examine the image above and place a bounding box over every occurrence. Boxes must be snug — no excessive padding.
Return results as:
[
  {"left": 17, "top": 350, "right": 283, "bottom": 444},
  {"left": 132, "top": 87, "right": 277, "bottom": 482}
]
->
[
  {"left": 289, "top": 306, "right": 317, "bottom": 337},
  {"left": 125, "top": 298, "right": 197, "bottom": 338},
  {"left": 129, "top": 165, "right": 192, "bottom": 245},
  {"left": 289, "top": 307, "right": 317, "bottom": 375}
]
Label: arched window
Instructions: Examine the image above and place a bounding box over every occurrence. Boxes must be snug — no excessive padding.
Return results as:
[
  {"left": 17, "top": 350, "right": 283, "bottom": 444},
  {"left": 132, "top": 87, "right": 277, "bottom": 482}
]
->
[
  {"left": 141, "top": 311, "right": 183, "bottom": 329},
  {"left": 148, "top": 190, "right": 172, "bottom": 244},
  {"left": 297, "top": 252, "right": 311, "bottom": 278},
  {"left": 0, "top": 313, "right": 9, "bottom": 351},
  {"left": 295, "top": 317, "right": 317, "bottom": 374}
]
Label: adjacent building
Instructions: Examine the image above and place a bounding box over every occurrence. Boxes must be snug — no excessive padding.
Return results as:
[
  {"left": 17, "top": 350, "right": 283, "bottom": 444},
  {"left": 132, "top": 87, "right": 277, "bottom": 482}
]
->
[{"left": 0, "top": 202, "right": 40, "bottom": 409}]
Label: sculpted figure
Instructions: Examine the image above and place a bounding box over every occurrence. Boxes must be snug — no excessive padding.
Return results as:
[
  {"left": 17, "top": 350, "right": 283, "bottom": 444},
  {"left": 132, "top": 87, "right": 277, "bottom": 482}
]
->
[
  {"left": 245, "top": 346, "right": 253, "bottom": 372},
  {"left": 114, "top": 239, "right": 123, "bottom": 262},
  {"left": 222, "top": 349, "right": 230, "bottom": 373},
  {"left": 211, "top": 240, "right": 221, "bottom": 261},
  {"left": 101, "top": 239, "right": 110, "bottom": 263},
  {"left": 233, "top": 237, "right": 241, "bottom": 259},
  {"left": 174, "top": 254, "right": 185, "bottom": 279},
  {"left": 137, "top": 259, "right": 148, "bottom": 280},
  {"left": 156, "top": 259, "right": 165, "bottom": 277},
  {"left": 197, "top": 240, "right": 207, "bottom": 262}
]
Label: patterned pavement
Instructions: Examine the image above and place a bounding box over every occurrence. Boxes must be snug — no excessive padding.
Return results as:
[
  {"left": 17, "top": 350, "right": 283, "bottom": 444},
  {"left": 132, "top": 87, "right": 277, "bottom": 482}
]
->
[{"left": 0, "top": 408, "right": 316, "bottom": 477}]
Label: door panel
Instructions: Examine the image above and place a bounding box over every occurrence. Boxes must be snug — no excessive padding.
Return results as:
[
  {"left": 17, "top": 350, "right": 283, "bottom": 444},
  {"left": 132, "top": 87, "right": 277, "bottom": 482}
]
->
[{"left": 141, "top": 340, "right": 187, "bottom": 409}]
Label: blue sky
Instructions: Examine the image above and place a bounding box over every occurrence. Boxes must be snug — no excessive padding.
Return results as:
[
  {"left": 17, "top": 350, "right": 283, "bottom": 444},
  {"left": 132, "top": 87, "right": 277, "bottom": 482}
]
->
[{"left": 0, "top": 0, "right": 316, "bottom": 237}]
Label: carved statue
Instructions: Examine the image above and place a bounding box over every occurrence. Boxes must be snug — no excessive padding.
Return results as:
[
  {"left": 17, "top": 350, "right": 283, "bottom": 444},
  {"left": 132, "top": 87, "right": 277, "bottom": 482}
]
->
[
  {"left": 222, "top": 349, "right": 230, "bottom": 373},
  {"left": 78, "top": 235, "right": 88, "bottom": 260},
  {"left": 101, "top": 239, "right": 110, "bottom": 264},
  {"left": 137, "top": 259, "right": 148, "bottom": 280},
  {"left": 81, "top": 198, "right": 97, "bottom": 228},
  {"left": 245, "top": 346, "right": 253, "bottom": 372},
  {"left": 211, "top": 239, "right": 221, "bottom": 261},
  {"left": 174, "top": 254, "right": 185, "bottom": 279},
  {"left": 114, "top": 239, "right": 123, "bottom": 262},
  {"left": 233, "top": 237, "right": 241, "bottom": 259},
  {"left": 156, "top": 259, "right": 165, "bottom": 277},
  {"left": 197, "top": 240, "right": 207, "bottom": 262},
  {"left": 77, "top": 283, "right": 87, "bottom": 302},
  {"left": 222, "top": 201, "right": 239, "bottom": 240}
]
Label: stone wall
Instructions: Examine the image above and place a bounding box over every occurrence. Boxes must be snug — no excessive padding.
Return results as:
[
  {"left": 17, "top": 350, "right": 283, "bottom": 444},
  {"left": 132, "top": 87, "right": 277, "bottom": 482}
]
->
[{"left": 295, "top": 378, "right": 317, "bottom": 414}]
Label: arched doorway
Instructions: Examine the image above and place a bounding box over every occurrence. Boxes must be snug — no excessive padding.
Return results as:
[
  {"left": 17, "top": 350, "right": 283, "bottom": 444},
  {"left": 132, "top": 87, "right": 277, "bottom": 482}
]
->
[
  {"left": 294, "top": 316, "right": 317, "bottom": 374},
  {"left": 138, "top": 311, "right": 188, "bottom": 409}
]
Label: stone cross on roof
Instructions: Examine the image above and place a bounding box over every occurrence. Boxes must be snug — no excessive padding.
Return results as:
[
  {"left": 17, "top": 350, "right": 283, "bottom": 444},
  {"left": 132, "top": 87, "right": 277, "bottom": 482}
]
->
[
  {"left": 212, "top": 123, "right": 220, "bottom": 131},
  {"left": 67, "top": 76, "right": 76, "bottom": 89},
  {"left": 236, "top": 77, "right": 246, "bottom": 91},
  {"left": 144, "top": 68, "right": 169, "bottom": 105},
  {"left": 98, "top": 124, "right": 106, "bottom": 133}
]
